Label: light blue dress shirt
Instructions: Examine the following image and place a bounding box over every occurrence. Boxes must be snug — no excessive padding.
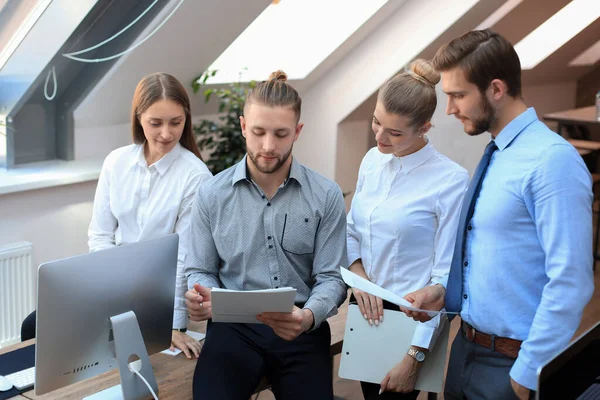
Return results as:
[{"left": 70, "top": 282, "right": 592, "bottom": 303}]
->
[{"left": 460, "top": 108, "right": 595, "bottom": 390}]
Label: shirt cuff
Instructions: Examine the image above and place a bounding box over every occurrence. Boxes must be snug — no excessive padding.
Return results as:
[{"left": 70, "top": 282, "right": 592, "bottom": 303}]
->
[
  {"left": 430, "top": 275, "right": 448, "bottom": 288},
  {"left": 347, "top": 252, "right": 361, "bottom": 269},
  {"left": 303, "top": 298, "right": 332, "bottom": 331},
  {"left": 510, "top": 355, "right": 538, "bottom": 391},
  {"left": 411, "top": 323, "right": 436, "bottom": 349},
  {"left": 172, "top": 310, "right": 189, "bottom": 330}
]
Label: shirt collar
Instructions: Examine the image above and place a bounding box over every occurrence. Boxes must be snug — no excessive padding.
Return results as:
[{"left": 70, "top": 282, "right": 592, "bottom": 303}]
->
[
  {"left": 132, "top": 142, "right": 182, "bottom": 176},
  {"left": 493, "top": 107, "right": 538, "bottom": 151},
  {"left": 389, "top": 142, "right": 436, "bottom": 174},
  {"left": 232, "top": 155, "right": 304, "bottom": 186},
  {"left": 232, "top": 155, "right": 250, "bottom": 185}
]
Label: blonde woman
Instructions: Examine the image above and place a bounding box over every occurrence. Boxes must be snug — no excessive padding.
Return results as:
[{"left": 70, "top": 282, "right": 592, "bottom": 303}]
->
[{"left": 347, "top": 60, "right": 468, "bottom": 398}]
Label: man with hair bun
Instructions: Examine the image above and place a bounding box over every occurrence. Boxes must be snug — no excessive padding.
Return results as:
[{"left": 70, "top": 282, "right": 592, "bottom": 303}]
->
[{"left": 184, "top": 70, "right": 348, "bottom": 399}]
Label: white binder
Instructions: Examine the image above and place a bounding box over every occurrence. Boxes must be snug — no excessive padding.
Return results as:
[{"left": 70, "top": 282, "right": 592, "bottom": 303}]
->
[{"left": 339, "top": 304, "right": 450, "bottom": 393}]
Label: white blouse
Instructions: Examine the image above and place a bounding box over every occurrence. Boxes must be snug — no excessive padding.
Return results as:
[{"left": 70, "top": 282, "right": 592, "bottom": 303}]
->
[
  {"left": 347, "top": 143, "right": 468, "bottom": 348},
  {"left": 88, "top": 143, "right": 212, "bottom": 329}
]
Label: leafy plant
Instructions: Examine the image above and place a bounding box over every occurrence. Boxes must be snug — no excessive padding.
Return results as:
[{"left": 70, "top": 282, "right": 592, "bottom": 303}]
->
[{"left": 192, "top": 70, "right": 255, "bottom": 175}]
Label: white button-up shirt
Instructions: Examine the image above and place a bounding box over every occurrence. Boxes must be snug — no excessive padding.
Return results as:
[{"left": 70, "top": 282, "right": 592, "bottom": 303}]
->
[
  {"left": 347, "top": 143, "right": 468, "bottom": 348},
  {"left": 88, "top": 143, "right": 212, "bottom": 329}
]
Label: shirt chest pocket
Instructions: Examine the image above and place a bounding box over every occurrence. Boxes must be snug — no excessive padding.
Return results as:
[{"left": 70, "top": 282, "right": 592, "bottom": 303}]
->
[{"left": 280, "top": 214, "right": 320, "bottom": 255}]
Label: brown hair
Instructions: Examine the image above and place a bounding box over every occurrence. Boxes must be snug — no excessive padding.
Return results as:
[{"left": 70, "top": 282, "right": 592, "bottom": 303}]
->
[
  {"left": 131, "top": 72, "right": 202, "bottom": 159},
  {"left": 432, "top": 29, "right": 522, "bottom": 97},
  {"left": 378, "top": 59, "right": 440, "bottom": 128},
  {"left": 244, "top": 70, "right": 302, "bottom": 120}
]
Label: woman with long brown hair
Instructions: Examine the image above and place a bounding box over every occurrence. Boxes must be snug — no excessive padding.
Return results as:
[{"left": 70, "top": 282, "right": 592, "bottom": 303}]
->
[{"left": 86, "top": 72, "right": 211, "bottom": 357}]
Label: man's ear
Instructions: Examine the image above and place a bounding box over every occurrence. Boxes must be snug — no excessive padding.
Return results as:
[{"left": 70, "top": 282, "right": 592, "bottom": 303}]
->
[
  {"left": 489, "top": 79, "right": 507, "bottom": 101},
  {"left": 294, "top": 122, "right": 304, "bottom": 142},
  {"left": 239, "top": 115, "right": 246, "bottom": 138}
]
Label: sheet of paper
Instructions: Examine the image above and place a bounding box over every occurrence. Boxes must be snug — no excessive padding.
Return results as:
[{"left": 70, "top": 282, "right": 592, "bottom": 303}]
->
[
  {"left": 340, "top": 267, "right": 453, "bottom": 317},
  {"left": 211, "top": 287, "right": 297, "bottom": 324},
  {"left": 160, "top": 330, "right": 206, "bottom": 356}
]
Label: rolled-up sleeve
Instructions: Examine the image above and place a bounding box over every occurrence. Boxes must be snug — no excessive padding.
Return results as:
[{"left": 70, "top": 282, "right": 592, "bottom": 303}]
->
[{"left": 510, "top": 144, "right": 594, "bottom": 390}]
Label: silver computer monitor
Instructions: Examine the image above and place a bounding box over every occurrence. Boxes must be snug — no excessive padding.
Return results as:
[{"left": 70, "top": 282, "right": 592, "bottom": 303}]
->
[{"left": 35, "top": 234, "right": 179, "bottom": 398}]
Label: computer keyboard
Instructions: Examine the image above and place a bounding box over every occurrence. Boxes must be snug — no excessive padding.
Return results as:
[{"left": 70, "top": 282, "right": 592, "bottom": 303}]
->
[
  {"left": 5, "top": 366, "right": 35, "bottom": 391},
  {"left": 578, "top": 383, "right": 600, "bottom": 400}
]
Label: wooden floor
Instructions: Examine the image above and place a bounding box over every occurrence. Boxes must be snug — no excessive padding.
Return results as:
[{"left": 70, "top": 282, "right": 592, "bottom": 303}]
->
[{"left": 256, "top": 264, "right": 600, "bottom": 400}]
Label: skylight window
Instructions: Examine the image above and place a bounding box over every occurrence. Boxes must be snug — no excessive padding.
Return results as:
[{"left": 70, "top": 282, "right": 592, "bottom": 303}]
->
[
  {"left": 0, "top": 0, "right": 52, "bottom": 71},
  {"left": 569, "top": 39, "right": 600, "bottom": 67},
  {"left": 203, "top": 0, "right": 389, "bottom": 84},
  {"left": 514, "top": 0, "right": 600, "bottom": 70}
]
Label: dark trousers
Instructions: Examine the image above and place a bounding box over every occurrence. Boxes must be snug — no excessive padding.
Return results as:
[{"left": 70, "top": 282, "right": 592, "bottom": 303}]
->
[
  {"left": 349, "top": 295, "right": 420, "bottom": 400},
  {"left": 21, "top": 310, "right": 36, "bottom": 341},
  {"left": 193, "top": 320, "right": 333, "bottom": 400},
  {"left": 361, "top": 381, "right": 420, "bottom": 400},
  {"left": 445, "top": 327, "right": 534, "bottom": 400}
]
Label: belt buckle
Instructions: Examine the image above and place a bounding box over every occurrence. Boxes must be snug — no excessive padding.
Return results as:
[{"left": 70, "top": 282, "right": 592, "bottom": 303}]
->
[{"left": 463, "top": 323, "right": 476, "bottom": 342}]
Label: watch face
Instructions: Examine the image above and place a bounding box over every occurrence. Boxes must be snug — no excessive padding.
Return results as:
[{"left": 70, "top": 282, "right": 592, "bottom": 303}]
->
[{"left": 416, "top": 352, "right": 426, "bottom": 362}]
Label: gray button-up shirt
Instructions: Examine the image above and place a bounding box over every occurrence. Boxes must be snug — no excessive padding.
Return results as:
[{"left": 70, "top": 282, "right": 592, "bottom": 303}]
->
[{"left": 185, "top": 155, "right": 348, "bottom": 328}]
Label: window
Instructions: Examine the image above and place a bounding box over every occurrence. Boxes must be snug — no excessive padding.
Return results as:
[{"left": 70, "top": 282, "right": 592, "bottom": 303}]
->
[
  {"left": 204, "top": 0, "right": 389, "bottom": 84},
  {"left": 0, "top": 0, "right": 51, "bottom": 71},
  {"left": 0, "top": 0, "right": 170, "bottom": 169}
]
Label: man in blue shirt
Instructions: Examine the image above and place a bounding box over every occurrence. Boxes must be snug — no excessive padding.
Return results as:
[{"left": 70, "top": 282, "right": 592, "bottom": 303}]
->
[{"left": 402, "top": 30, "right": 594, "bottom": 399}]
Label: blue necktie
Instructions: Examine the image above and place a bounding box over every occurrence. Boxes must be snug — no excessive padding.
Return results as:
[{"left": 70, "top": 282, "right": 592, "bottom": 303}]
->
[{"left": 445, "top": 141, "right": 498, "bottom": 314}]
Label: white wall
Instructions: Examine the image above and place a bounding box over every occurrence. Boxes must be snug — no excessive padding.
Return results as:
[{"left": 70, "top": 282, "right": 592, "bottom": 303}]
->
[
  {"left": 522, "top": 81, "right": 577, "bottom": 127},
  {"left": 335, "top": 119, "right": 371, "bottom": 210},
  {"left": 75, "top": 122, "right": 131, "bottom": 160},
  {"left": 294, "top": 0, "right": 497, "bottom": 180},
  {"left": 0, "top": 182, "right": 96, "bottom": 285}
]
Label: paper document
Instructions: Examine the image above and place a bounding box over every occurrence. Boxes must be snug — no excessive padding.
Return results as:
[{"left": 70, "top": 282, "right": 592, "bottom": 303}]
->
[
  {"left": 340, "top": 267, "right": 454, "bottom": 317},
  {"left": 339, "top": 304, "right": 450, "bottom": 393},
  {"left": 211, "top": 287, "right": 297, "bottom": 324}
]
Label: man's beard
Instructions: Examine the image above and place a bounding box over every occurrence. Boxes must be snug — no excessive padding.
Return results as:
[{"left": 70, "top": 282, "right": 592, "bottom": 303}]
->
[
  {"left": 247, "top": 145, "right": 293, "bottom": 174},
  {"left": 466, "top": 93, "right": 496, "bottom": 136}
]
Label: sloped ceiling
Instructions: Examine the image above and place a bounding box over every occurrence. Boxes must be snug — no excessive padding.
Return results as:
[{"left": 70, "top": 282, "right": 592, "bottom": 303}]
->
[{"left": 491, "top": 0, "right": 599, "bottom": 85}]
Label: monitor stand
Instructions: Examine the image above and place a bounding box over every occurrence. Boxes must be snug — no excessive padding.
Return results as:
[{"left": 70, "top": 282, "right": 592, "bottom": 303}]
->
[{"left": 83, "top": 311, "right": 158, "bottom": 400}]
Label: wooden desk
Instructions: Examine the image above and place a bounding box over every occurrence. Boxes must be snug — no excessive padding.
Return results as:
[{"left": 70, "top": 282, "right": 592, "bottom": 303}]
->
[{"left": 2, "top": 303, "right": 348, "bottom": 400}]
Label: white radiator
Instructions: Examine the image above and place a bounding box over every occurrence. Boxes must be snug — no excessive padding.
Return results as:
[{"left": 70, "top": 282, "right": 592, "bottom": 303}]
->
[{"left": 0, "top": 241, "right": 34, "bottom": 348}]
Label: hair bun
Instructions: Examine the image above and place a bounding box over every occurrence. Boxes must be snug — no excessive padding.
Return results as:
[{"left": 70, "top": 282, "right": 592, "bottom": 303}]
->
[
  {"left": 409, "top": 59, "right": 440, "bottom": 87},
  {"left": 268, "top": 70, "right": 288, "bottom": 82}
]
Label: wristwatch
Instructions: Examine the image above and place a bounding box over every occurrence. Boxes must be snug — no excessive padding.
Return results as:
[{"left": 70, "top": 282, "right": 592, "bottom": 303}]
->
[
  {"left": 175, "top": 328, "right": 187, "bottom": 333},
  {"left": 407, "top": 347, "right": 426, "bottom": 362}
]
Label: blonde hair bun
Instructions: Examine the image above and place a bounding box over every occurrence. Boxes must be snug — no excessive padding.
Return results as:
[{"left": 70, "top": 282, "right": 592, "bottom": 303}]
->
[
  {"left": 409, "top": 59, "right": 440, "bottom": 87},
  {"left": 268, "top": 70, "right": 288, "bottom": 82}
]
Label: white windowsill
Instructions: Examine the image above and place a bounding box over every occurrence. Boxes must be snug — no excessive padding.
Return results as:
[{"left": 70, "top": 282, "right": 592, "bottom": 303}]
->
[{"left": 0, "top": 158, "right": 103, "bottom": 196}]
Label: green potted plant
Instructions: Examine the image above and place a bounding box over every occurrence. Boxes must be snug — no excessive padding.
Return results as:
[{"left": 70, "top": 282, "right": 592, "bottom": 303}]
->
[{"left": 191, "top": 70, "right": 256, "bottom": 175}]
